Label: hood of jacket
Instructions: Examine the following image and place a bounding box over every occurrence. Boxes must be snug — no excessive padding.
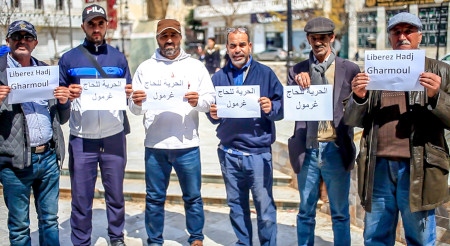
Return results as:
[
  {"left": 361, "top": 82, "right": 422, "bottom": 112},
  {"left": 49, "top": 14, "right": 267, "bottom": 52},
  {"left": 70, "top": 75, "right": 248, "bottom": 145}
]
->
[{"left": 152, "top": 48, "right": 190, "bottom": 63}]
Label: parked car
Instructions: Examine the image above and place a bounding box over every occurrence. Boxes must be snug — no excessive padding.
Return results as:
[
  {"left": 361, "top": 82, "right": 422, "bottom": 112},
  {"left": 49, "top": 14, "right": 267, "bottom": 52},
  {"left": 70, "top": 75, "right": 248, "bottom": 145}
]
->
[
  {"left": 440, "top": 52, "right": 450, "bottom": 64},
  {"left": 253, "top": 48, "right": 288, "bottom": 61},
  {"left": 184, "top": 42, "right": 203, "bottom": 60},
  {"left": 298, "top": 48, "right": 312, "bottom": 59}
]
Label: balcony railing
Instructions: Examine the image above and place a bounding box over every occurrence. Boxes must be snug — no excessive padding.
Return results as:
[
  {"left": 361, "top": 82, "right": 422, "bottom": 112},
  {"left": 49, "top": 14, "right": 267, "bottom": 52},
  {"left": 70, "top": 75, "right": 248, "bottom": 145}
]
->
[{"left": 194, "top": 0, "right": 322, "bottom": 19}]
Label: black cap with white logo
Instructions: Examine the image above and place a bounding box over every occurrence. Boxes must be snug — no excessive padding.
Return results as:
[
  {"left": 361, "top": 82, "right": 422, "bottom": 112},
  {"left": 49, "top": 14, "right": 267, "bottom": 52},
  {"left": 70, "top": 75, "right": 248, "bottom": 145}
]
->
[{"left": 82, "top": 4, "right": 107, "bottom": 23}]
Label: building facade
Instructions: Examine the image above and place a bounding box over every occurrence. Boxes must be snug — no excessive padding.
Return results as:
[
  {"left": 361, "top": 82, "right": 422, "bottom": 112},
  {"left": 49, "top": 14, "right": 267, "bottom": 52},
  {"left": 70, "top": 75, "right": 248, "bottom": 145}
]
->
[
  {"left": 350, "top": 0, "right": 450, "bottom": 61},
  {"left": 0, "top": 0, "right": 142, "bottom": 63},
  {"left": 0, "top": 0, "right": 86, "bottom": 62},
  {"left": 194, "top": 0, "right": 324, "bottom": 55},
  {"left": 193, "top": 0, "right": 450, "bottom": 61}
]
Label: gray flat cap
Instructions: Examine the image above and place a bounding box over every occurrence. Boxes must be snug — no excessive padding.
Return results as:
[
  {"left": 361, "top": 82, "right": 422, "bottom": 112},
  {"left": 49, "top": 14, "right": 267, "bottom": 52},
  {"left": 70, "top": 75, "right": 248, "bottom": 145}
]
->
[
  {"left": 304, "top": 17, "right": 335, "bottom": 34},
  {"left": 387, "top": 12, "right": 422, "bottom": 32}
]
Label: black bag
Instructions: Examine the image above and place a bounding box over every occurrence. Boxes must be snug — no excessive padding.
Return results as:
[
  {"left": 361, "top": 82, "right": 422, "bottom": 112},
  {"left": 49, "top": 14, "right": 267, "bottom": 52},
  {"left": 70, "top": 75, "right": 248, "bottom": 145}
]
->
[{"left": 122, "top": 110, "right": 131, "bottom": 135}]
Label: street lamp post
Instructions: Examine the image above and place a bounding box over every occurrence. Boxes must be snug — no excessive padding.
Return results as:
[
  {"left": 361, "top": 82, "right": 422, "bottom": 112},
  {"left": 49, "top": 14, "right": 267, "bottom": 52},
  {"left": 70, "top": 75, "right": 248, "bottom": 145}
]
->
[
  {"left": 119, "top": 0, "right": 130, "bottom": 54},
  {"left": 435, "top": 0, "right": 444, "bottom": 60},
  {"left": 68, "top": 0, "right": 73, "bottom": 48},
  {"left": 286, "top": 0, "right": 295, "bottom": 82}
]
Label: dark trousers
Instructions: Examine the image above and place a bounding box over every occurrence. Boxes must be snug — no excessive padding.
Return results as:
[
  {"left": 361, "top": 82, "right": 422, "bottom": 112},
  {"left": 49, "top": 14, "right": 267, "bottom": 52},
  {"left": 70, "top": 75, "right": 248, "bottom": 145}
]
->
[{"left": 68, "top": 132, "right": 127, "bottom": 246}]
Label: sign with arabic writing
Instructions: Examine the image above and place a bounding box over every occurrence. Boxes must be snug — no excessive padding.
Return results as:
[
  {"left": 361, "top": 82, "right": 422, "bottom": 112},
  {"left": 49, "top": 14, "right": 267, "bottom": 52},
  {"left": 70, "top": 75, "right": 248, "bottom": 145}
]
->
[
  {"left": 283, "top": 85, "right": 333, "bottom": 121},
  {"left": 215, "top": 85, "right": 261, "bottom": 118},
  {"left": 141, "top": 78, "right": 189, "bottom": 111},
  {"left": 80, "top": 78, "right": 127, "bottom": 110}
]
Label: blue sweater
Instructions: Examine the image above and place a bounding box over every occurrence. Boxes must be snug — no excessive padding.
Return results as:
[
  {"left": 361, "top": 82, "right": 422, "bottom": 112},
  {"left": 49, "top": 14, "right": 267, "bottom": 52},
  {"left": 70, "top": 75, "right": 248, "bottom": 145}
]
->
[
  {"left": 58, "top": 39, "right": 131, "bottom": 85},
  {"left": 208, "top": 59, "right": 283, "bottom": 154}
]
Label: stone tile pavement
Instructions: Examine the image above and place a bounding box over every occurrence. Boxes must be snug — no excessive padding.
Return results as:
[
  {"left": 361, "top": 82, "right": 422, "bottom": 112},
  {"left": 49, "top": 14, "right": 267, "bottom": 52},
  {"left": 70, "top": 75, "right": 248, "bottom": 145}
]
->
[
  {"left": 0, "top": 111, "right": 400, "bottom": 246},
  {"left": 0, "top": 195, "right": 369, "bottom": 246}
]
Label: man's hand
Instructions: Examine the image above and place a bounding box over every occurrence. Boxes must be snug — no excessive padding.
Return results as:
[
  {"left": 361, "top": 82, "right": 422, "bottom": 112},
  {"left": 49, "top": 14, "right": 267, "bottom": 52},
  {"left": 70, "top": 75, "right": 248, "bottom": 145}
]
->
[
  {"left": 294, "top": 72, "right": 311, "bottom": 88},
  {"left": 209, "top": 103, "right": 219, "bottom": 119},
  {"left": 259, "top": 97, "right": 272, "bottom": 114},
  {"left": 185, "top": 91, "right": 199, "bottom": 107},
  {"left": 68, "top": 84, "right": 82, "bottom": 100},
  {"left": 54, "top": 86, "right": 70, "bottom": 104},
  {"left": 351, "top": 72, "right": 369, "bottom": 99},
  {"left": 0, "top": 85, "right": 11, "bottom": 103},
  {"left": 131, "top": 90, "right": 147, "bottom": 106},
  {"left": 419, "top": 72, "right": 441, "bottom": 98},
  {"left": 125, "top": 84, "right": 133, "bottom": 99}
]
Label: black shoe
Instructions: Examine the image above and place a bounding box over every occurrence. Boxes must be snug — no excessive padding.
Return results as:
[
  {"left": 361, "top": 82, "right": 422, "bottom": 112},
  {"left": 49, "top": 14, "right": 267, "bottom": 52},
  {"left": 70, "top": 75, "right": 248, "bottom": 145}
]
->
[{"left": 111, "top": 239, "right": 126, "bottom": 246}]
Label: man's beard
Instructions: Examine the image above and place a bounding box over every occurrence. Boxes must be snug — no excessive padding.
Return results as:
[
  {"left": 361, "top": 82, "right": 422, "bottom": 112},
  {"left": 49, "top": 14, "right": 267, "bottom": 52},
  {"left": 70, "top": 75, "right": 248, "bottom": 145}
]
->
[{"left": 163, "top": 47, "right": 179, "bottom": 57}]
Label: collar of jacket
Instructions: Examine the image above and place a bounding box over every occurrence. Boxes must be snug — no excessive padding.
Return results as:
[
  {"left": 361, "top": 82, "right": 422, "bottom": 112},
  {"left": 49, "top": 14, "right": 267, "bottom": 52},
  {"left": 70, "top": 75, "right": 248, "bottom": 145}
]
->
[{"left": 82, "top": 38, "right": 107, "bottom": 54}]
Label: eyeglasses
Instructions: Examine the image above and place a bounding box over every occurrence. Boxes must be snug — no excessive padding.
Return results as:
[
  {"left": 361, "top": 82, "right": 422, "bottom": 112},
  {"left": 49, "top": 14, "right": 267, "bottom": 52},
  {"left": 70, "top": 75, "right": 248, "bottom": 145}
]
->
[
  {"left": 9, "top": 33, "right": 36, "bottom": 42},
  {"left": 226, "top": 27, "right": 248, "bottom": 34}
]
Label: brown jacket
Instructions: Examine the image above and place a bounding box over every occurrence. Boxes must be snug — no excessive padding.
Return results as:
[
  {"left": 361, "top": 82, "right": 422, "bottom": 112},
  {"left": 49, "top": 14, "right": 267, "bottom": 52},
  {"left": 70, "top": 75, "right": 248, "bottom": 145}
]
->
[{"left": 344, "top": 57, "right": 450, "bottom": 212}]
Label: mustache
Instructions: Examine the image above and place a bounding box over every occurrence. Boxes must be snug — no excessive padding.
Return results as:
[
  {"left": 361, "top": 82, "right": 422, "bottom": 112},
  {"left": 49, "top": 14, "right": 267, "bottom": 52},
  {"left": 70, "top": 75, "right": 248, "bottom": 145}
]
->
[
  {"left": 397, "top": 40, "right": 411, "bottom": 46},
  {"left": 13, "top": 44, "right": 29, "bottom": 49}
]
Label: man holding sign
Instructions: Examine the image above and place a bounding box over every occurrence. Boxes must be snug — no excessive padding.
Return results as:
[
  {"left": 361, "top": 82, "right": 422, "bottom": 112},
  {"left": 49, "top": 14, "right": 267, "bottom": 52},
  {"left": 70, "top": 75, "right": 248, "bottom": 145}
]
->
[
  {"left": 287, "top": 17, "right": 360, "bottom": 246},
  {"left": 58, "top": 4, "right": 132, "bottom": 246},
  {"left": 0, "top": 20, "right": 70, "bottom": 245},
  {"left": 129, "top": 19, "right": 215, "bottom": 246},
  {"left": 207, "top": 27, "right": 283, "bottom": 245},
  {"left": 345, "top": 12, "right": 450, "bottom": 245}
]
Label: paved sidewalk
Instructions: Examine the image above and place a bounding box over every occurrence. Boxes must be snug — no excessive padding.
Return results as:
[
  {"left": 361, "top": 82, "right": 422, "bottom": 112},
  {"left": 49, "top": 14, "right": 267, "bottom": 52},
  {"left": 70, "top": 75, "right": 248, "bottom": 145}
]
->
[
  {"left": 0, "top": 112, "right": 377, "bottom": 245},
  {"left": 0, "top": 196, "right": 368, "bottom": 246}
]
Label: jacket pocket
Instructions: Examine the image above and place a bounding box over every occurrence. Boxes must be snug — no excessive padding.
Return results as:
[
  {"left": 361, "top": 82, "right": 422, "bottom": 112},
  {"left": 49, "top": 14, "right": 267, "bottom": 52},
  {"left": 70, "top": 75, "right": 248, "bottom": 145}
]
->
[{"left": 422, "top": 142, "right": 449, "bottom": 206}]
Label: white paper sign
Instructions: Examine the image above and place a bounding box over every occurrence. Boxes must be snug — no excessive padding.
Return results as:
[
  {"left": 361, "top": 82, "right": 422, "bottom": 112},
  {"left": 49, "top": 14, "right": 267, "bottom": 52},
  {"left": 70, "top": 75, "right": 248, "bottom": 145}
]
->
[
  {"left": 365, "top": 50, "right": 425, "bottom": 91},
  {"left": 80, "top": 78, "right": 127, "bottom": 110},
  {"left": 215, "top": 85, "right": 261, "bottom": 118},
  {"left": 141, "top": 78, "right": 189, "bottom": 111},
  {"left": 283, "top": 85, "right": 333, "bottom": 121},
  {"left": 7, "top": 66, "right": 59, "bottom": 104}
]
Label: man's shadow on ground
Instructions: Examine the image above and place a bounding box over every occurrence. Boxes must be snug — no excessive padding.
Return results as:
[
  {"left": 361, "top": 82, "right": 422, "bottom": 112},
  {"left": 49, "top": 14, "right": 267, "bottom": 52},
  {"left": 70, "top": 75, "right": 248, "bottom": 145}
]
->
[{"left": 31, "top": 207, "right": 333, "bottom": 246}]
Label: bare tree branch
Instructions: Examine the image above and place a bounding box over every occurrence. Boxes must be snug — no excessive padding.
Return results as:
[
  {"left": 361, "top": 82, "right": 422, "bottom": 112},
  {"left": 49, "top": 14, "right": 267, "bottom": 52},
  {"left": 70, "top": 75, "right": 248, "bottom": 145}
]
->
[
  {"left": 207, "top": 0, "right": 245, "bottom": 27},
  {"left": 0, "top": 0, "right": 19, "bottom": 38},
  {"left": 42, "top": 8, "right": 66, "bottom": 61}
]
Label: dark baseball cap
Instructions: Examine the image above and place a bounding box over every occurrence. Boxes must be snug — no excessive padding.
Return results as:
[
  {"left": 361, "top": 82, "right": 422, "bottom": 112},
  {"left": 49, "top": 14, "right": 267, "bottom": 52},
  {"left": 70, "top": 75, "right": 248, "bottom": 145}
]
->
[
  {"left": 156, "top": 19, "right": 181, "bottom": 35},
  {"left": 387, "top": 12, "right": 422, "bottom": 32},
  {"left": 7, "top": 20, "right": 37, "bottom": 38},
  {"left": 82, "top": 4, "right": 107, "bottom": 23},
  {"left": 304, "top": 17, "right": 335, "bottom": 35}
]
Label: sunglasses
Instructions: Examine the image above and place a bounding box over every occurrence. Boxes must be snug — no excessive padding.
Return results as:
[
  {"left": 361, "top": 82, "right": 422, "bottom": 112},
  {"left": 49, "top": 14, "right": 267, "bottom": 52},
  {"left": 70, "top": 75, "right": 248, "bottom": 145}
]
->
[
  {"left": 226, "top": 27, "right": 248, "bottom": 34},
  {"left": 10, "top": 33, "right": 36, "bottom": 42}
]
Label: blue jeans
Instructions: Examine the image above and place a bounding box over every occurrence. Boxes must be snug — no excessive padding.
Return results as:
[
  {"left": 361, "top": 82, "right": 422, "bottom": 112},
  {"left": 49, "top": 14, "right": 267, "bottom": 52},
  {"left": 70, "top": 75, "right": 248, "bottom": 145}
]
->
[
  {"left": 0, "top": 149, "right": 60, "bottom": 246},
  {"left": 364, "top": 157, "right": 436, "bottom": 245},
  {"left": 145, "top": 147, "right": 204, "bottom": 245},
  {"left": 218, "top": 148, "right": 277, "bottom": 246},
  {"left": 297, "top": 142, "right": 350, "bottom": 246}
]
